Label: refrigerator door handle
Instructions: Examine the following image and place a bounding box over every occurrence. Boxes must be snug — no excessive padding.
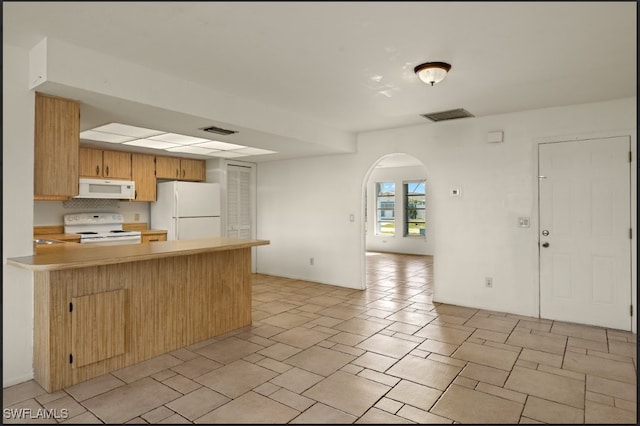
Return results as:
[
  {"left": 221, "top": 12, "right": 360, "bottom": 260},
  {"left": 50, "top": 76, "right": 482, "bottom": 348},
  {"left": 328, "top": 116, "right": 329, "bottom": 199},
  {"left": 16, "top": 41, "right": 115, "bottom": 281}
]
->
[
  {"left": 175, "top": 190, "right": 179, "bottom": 219},
  {"left": 175, "top": 190, "right": 179, "bottom": 240}
]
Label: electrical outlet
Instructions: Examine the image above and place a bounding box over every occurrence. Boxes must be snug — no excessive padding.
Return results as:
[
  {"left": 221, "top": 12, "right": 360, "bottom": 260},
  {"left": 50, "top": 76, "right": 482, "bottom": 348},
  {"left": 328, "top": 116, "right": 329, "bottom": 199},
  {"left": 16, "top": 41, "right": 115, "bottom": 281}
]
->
[
  {"left": 134, "top": 213, "right": 140, "bottom": 221},
  {"left": 310, "top": 257, "right": 314, "bottom": 266},
  {"left": 485, "top": 277, "right": 493, "bottom": 288}
]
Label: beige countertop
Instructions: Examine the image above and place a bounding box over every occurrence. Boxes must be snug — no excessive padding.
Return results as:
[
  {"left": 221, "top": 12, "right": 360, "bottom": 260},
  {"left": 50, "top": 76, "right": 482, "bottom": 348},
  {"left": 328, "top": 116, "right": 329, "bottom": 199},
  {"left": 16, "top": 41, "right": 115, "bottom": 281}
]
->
[{"left": 9, "top": 237, "right": 270, "bottom": 272}]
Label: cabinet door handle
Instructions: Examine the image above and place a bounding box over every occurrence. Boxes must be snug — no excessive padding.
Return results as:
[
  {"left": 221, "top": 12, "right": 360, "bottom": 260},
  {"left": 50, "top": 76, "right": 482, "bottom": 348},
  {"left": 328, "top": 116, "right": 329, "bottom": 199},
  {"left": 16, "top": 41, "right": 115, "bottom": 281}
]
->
[
  {"left": 182, "top": 169, "right": 186, "bottom": 178},
  {"left": 96, "top": 165, "right": 100, "bottom": 176},
  {"left": 175, "top": 168, "right": 179, "bottom": 178},
  {"left": 105, "top": 166, "right": 109, "bottom": 176}
]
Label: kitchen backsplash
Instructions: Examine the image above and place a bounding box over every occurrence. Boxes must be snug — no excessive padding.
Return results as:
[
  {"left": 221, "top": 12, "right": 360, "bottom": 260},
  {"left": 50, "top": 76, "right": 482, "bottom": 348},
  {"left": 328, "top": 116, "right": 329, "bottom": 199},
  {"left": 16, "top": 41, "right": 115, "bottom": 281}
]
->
[
  {"left": 33, "top": 200, "right": 150, "bottom": 226},
  {"left": 62, "top": 198, "right": 120, "bottom": 210}
]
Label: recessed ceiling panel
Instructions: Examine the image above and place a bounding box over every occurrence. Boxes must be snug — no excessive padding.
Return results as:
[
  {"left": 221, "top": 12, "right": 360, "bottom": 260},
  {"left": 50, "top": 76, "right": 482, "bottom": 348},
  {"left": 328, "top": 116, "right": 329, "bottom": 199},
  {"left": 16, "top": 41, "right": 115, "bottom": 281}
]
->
[
  {"left": 207, "top": 150, "right": 249, "bottom": 158},
  {"left": 194, "top": 141, "right": 247, "bottom": 150},
  {"left": 123, "top": 139, "right": 179, "bottom": 150},
  {"left": 232, "top": 147, "right": 277, "bottom": 155},
  {"left": 149, "top": 133, "right": 210, "bottom": 145},
  {"left": 80, "top": 130, "right": 135, "bottom": 143},
  {"left": 166, "top": 145, "right": 213, "bottom": 155},
  {"left": 93, "top": 123, "right": 165, "bottom": 138}
]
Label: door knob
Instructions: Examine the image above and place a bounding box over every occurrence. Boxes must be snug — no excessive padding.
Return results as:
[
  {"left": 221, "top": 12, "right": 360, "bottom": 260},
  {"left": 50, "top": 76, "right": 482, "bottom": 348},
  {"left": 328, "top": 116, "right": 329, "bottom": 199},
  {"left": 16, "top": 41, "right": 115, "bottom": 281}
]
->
[{"left": 542, "top": 242, "right": 550, "bottom": 248}]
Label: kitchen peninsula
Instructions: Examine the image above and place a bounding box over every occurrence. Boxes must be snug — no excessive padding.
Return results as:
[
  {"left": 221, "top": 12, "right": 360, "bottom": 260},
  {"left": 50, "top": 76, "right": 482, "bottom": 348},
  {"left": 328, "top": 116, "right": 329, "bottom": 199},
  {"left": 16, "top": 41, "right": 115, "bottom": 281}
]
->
[{"left": 7, "top": 237, "right": 269, "bottom": 392}]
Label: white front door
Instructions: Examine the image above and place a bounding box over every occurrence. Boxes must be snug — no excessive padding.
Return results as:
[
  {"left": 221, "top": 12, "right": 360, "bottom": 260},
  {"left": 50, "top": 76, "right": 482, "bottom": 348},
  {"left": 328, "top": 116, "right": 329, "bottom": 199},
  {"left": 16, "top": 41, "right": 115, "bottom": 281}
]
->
[{"left": 538, "top": 136, "right": 631, "bottom": 330}]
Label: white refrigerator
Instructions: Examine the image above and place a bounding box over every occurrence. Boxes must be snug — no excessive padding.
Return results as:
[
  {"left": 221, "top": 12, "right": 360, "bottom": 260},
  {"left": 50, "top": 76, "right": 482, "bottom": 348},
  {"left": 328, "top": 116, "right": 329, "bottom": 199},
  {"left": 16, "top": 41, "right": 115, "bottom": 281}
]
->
[{"left": 151, "top": 181, "right": 221, "bottom": 240}]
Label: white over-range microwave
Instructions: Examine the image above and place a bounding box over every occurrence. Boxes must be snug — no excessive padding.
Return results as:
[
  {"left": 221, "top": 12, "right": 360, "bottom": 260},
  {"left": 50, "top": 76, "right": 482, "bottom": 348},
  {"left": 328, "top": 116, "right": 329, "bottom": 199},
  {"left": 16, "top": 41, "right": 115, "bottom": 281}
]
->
[{"left": 75, "top": 178, "right": 136, "bottom": 200}]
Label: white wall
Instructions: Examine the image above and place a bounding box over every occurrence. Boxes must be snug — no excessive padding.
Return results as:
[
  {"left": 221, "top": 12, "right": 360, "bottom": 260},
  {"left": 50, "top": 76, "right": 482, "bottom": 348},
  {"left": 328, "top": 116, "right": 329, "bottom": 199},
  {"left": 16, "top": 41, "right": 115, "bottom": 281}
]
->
[
  {"left": 257, "top": 154, "right": 363, "bottom": 288},
  {"left": 365, "top": 164, "right": 433, "bottom": 255},
  {"left": 3, "top": 45, "right": 37, "bottom": 387},
  {"left": 257, "top": 98, "right": 636, "bottom": 329}
]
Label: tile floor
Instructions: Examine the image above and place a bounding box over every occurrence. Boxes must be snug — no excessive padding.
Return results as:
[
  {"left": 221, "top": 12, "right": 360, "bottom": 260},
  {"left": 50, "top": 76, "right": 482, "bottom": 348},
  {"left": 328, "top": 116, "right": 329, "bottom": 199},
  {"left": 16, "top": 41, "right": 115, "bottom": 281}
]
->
[{"left": 3, "top": 252, "right": 637, "bottom": 424}]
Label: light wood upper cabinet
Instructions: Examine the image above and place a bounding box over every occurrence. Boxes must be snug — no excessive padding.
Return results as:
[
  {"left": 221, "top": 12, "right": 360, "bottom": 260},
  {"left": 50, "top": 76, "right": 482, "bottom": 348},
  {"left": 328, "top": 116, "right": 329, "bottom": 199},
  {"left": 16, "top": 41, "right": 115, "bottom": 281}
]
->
[
  {"left": 34, "top": 92, "right": 80, "bottom": 198},
  {"left": 79, "top": 147, "right": 103, "bottom": 177},
  {"left": 156, "top": 156, "right": 205, "bottom": 181},
  {"left": 79, "top": 147, "right": 131, "bottom": 179},
  {"left": 131, "top": 153, "right": 156, "bottom": 202},
  {"left": 180, "top": 158, "right": 206, "bottom": 181},
  {"left": 103, "top": 150, "right": 131, "bottom": 179},
  {"left": 155, "top": 156, "right": 181, "bottom": 180}
]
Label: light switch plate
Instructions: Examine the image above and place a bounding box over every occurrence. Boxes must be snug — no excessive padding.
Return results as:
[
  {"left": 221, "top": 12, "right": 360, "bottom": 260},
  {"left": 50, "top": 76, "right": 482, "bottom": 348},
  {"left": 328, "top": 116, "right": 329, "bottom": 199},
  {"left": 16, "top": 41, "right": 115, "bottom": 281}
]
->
[{"left": 518, "top": 217, "right": 530, "bottom": 228}]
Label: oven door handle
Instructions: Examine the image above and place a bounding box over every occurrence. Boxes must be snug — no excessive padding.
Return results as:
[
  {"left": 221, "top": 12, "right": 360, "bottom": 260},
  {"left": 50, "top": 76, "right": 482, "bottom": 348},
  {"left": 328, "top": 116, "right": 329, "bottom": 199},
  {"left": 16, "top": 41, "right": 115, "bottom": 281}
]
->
[{"left": 80, "top": 235, "right": 142, "bottom": 244}]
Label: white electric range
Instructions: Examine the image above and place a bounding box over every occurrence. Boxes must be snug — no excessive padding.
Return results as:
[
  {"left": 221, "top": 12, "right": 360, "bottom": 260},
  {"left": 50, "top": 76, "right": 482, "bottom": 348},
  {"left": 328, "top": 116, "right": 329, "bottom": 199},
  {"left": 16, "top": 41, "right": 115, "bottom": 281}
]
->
[{"left": 64, "top": 213, "right": 142, "bottom": 246}]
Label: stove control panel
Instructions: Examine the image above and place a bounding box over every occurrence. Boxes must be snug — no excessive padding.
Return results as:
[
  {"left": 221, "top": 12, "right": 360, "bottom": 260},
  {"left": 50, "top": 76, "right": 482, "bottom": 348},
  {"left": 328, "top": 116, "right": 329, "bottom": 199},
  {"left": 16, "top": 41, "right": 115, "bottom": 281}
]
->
[{"left": 64, "top": 213, "right": 125, "bottom": 226}]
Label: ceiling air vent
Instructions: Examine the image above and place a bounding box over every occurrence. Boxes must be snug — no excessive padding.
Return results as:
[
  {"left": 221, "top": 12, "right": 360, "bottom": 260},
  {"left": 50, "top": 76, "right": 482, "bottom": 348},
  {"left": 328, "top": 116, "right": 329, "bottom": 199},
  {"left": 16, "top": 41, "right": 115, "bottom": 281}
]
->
[
  {"left": 200, "top": 125, "right": 238, "bottom": 136},
  {"left": 421, "top": 108, "right": 474, "bottom": 122}
]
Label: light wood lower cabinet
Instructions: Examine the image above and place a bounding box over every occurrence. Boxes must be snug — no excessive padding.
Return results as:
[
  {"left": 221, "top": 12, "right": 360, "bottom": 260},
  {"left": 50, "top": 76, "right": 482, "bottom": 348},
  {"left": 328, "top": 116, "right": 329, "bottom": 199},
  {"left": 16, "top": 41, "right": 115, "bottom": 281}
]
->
[
  {"left": 71, "top": 290, "right": 125, "bottom": 368},
  {"left": 33, "top": 248, "right": 252, "bottom": 392},
  {"left": 141, "top": 232, "right": 167, "bottom": 243}
]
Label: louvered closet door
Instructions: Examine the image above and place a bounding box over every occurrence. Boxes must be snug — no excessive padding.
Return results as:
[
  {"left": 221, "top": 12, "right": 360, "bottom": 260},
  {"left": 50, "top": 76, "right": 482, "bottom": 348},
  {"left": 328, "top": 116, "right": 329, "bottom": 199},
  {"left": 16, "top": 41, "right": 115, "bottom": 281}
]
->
[{"left": 227, "top": 165, "right": 252, "bottom": 239}]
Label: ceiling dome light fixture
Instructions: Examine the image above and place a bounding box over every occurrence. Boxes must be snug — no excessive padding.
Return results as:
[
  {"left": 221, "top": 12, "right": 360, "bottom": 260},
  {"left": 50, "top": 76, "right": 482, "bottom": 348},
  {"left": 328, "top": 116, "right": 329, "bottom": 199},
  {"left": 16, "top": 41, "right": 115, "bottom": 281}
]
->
[{"left": 414, "top": 61, "right": 452, "bottom": 86}]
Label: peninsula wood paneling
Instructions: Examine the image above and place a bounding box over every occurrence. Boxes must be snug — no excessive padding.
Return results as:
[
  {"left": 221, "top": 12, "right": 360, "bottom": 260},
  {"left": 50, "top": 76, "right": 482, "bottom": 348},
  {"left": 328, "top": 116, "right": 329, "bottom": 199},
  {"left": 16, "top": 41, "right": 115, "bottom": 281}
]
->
[
  {"left": 33, "top": 272, "right": 52, "bottom": 391},
  {"left": 32, "top": 248, "right": 254, "bottom": 392}
]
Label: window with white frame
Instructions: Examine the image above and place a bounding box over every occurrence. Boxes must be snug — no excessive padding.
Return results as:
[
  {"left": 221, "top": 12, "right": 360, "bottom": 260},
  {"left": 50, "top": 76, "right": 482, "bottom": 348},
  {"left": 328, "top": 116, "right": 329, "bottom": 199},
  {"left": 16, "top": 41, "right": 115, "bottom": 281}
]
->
[
  {"left": 404, "top": 180, "right": 426, "bottom": 237},
  {"left": 376, "top": 182, "right": 395, "bottom": 235}
]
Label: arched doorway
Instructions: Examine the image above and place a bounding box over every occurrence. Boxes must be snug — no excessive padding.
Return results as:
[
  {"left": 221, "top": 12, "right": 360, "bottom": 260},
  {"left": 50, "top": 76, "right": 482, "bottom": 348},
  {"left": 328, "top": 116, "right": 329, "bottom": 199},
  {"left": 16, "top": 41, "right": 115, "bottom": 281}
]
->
[{"left": 361, "top": 153, "right": 433, "bottom": 291}]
